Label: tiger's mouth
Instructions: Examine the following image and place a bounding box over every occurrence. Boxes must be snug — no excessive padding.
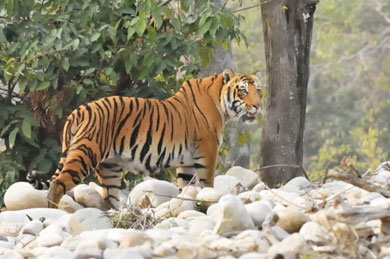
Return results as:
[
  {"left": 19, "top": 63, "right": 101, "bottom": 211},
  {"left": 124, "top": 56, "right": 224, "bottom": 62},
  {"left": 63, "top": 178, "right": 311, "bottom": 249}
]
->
[{"left": 241, "top": 111, "right": 257, "bottom": 123}]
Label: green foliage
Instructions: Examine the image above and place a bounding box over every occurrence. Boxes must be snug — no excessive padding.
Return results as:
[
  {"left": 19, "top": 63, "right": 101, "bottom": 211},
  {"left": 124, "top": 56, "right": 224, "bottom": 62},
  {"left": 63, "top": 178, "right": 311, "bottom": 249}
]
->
[{"left": 0, "top": 0, "right": 243, "bottom": 205}]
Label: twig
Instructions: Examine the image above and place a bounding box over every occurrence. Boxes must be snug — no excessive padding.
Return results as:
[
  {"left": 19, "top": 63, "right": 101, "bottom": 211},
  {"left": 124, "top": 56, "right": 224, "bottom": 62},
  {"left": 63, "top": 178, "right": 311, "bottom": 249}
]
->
[
  {"left": 328, "top": 169, "right": 390, "bottom": 198},
  {"left": 262, "top": 211, "right": 279, "bottom": 245},
  {"left": 232, "top": 0, "right": 275, "bottom": 13},
  {"left": 142, "top": 190, "right": 218, "bottom": 204},
  {"left": 255, "top": 164, "right": 310, "bottom": 180}
]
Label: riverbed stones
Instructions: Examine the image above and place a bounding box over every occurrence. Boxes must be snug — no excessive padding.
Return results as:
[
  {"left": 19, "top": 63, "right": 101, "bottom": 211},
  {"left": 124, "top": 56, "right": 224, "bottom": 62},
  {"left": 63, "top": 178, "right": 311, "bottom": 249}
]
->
[{"left": 4, "top": 182, "right": 48, "bottom": 210}]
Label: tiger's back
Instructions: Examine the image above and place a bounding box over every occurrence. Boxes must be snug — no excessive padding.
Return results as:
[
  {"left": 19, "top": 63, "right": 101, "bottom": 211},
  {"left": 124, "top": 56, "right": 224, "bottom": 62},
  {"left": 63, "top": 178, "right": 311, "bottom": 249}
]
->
[{"left": 48, "top": 69, "right": 263, "bottom": 209}]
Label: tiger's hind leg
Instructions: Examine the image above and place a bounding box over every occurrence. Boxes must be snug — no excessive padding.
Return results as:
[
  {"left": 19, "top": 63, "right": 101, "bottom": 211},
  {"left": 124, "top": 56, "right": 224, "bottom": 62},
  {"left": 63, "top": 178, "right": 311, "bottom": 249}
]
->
[
  {"left": 95, "top": 162, "right": 123, "bottom": 210},
  {"left": 176, "top": 167, "right": 196, "bottom": 190},
  {"left": 48, "top": 149, "right": 95, "bottom": 208}
]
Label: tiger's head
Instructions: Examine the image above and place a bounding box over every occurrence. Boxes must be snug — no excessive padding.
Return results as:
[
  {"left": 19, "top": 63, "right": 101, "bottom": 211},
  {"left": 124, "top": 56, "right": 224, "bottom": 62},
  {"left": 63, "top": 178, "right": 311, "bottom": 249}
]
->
[{"left": 220, "top": 69, "right": 264, "bottom": 124}]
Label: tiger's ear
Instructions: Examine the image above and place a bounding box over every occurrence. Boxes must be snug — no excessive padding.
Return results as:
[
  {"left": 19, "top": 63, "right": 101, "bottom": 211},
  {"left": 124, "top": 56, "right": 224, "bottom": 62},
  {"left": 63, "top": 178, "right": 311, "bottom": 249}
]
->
[{"left": 223, "top": 69, "right": 235, "bottom": 84}]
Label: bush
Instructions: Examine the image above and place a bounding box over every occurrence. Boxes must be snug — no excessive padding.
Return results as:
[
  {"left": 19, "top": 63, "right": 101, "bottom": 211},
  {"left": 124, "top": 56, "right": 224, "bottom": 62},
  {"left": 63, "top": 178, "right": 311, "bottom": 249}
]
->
[{"left": 0, "top": 0, "right": 244, "bottom": 205}]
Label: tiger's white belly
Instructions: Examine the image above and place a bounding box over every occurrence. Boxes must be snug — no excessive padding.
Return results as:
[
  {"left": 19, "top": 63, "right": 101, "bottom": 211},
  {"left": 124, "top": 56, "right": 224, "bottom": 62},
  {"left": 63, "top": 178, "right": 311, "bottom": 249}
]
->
[{"left": 103, "top": 148, "right": 195, "bottom": 175}]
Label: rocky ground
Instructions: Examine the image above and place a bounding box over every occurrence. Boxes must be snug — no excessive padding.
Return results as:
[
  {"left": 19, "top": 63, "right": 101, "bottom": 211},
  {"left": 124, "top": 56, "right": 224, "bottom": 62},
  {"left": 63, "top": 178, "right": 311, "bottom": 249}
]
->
[{"left": 1, "top": 163, "right": 390, "bottom": 259}]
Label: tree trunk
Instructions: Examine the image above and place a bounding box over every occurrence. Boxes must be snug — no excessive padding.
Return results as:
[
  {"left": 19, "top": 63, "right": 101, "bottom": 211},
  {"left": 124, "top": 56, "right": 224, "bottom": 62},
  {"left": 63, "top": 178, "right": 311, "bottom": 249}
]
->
[{"left": 260, "top": 0, "right": 318, "bottom": 187}]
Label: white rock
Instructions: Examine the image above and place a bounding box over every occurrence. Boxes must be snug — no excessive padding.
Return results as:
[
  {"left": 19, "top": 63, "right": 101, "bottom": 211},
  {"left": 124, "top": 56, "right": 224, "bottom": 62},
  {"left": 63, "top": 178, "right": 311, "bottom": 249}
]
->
[
  {"left": 238, "top": 191, "right": 261, "bottom": 204},
  {"left": 0, "top": 249, "right": 24, "bottom": 259},
  {"left": 169, "top": 194, "right": 195, "bottom": 216},
  {"left": 36, "top": 223, "right": 69, "bottom": 247},
  {"left": 259, "top": 189, "right": 300, "bottom": 206},
  {"left": 252, "top": 182, "right": 267, "bottom": 192},
  {"left": 181, "top": 186, "right": 198, "bottom": 199},
  {"left": 58, "top": 194, "right": 84, "bottom": 213},
  {"left": 299, "top": 221, "right": 334, "bottom": 244},
  {"left": 0, "top": 240, "right": 14, "bottom": 249},
  {"left": 226, "top": 166, "right": 259, "bottom": 189},
  {"left": 208, "top": 236, "right": 260, "bottom": 256},
  {"left": 119, "top": 229, "right": 153, "bottom": 248},
  {"left": 245, "top": 201, "right": 272, "bottom": 227},
  {"left": 271, "top": 226, "right": 290, "bottom": 241},
  {"left": 361, "top": 192, "right": 384, "bottom": 204},
  {"left": 66, "top": 208, "right": 112, "bottom": 235},
  {"left": 214, "top": 175, "right": 247, "bottom": 195},
  {"left": 73, "top": 250, "right": 103, "bottom": 259},
  {"left": 103, "top": 248, "right": 145, "bottom": 259},
  {"left": 0, "top": 208, "right": 67, "bottom": 236},
  {"left": 239, "top": 252, "right": 267, "bottom": 259},
  {"left": 73, "top": 184, "right": 107, "bottom": 210},
  {"left": 233, "top": 230, "right": 270, "bottom": 253},
  {"left": 280, "top": 177, "right": 311, "bottom": 193},
  {"left": 268, "top": 233, "right": 309, "bottom": 257},
  {"left": 75, "top": 236, "right": 117, "bottom": 251},
  {"left": 188, "top": 216, "right": 216, "bottom": 236},
  {"left": 206, "top": 203, "right": 221, "bottom": 220},
  {"left": 145, "top": 229, "right": 172, "bottom": 244},
  {"left": 78, "top": 229, "right": 126, "bottom": 244},
  {"left": 155, "top": 217, "right": 189, "bottom": 230},
  {"left": 4, "top": 182, "right": 48, "bottom": 210},
  {"left": 21, "top": 220, "right": 43, "bottom": 236},
  {"left": 153, "top": 243, "right": 176, "bottom": 257},
  {"left": 34, "top": 246, "right": 73, "bottom": 259},
  {"left": 274, "top": 205, "right": 309, "bottom": 233},
  {"left": 128, "top": 179, "right": 179, "bottom": 208},
  {"left": 14, "top": 234, "right": 35, "bottom": 249},
  {"left": 196, "top": 187, "right": 223, "bottom": 207},
  {"left": 177, "top": 210, "right": 206, "bottom": 219},
  {"left": 321, "top": 180, "right": 352, "bottom": 193},
  {"left": 214, "top": 194, "right": 254, "bottom": 235}
]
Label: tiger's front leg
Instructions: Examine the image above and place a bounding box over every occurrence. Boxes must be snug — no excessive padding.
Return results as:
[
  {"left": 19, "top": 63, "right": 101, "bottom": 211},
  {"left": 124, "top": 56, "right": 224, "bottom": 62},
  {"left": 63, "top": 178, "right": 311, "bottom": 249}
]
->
[{"left": 176, "top": 140, "right": 218, "bottom": 189}]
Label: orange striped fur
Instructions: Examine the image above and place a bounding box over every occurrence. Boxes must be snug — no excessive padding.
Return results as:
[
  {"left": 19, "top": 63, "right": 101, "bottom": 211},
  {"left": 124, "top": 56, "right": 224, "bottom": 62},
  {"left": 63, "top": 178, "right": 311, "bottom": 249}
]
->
[{"left": 47, "top": 69, "right": 263, "bottom": 209}]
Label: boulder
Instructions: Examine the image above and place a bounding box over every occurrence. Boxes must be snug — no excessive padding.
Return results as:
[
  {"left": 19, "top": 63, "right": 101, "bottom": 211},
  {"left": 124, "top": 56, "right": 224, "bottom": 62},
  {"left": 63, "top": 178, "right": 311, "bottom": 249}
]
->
[
  {"left": 214, "top": 175, "right": 247, "bottom": 195},
  {"left": 299, "top": 221, "right": 334, "bottom": 244},
  {"left": 58, "top": 194, "right": 84, "bottom": 213},
  {"left": 177, "top": 210, "right": 206, "bottom": 219},
  {"left": 0, "top": 208, "right": 67, "bottom": 236},
  {"left": 268, "top": 233, "right": 309, "bottom": 258},
  {"left": 73, "top": 184, "right": 107, "bottom": 210},
  {"left": 66, "top": 208, "right": 112, "bottom": 235},
  {"left": 188, "top": 216, "right": 216, "bottom": 236},
  {"left": 196, "top": 187, "right": 223, "bottom": 209},
  {"left": 36, "top": 223, "right": 69, "bottom": 247},
  {"left": 128, "top": 179, "right": 179, "bottom": 208},
  {"left": 213, "top": 195, "right": 254, "bottom": 235},
  {"left": 238, "top": 191, "right": 261, "bottom": 204},
  {"left": 120, "top": 229, "right": 154, "bottom": 248},
  {"left": 245, "top": 201, "right": 273, "bottom": 228},
  {"left": 274, "top": 205, "right": 309, "bottom": 233},
  {"left": 226, "top": 166, "right": 260, "bottom": 189},
  {"left": 4, "top": 182, "right": 48, "bottom": 210},
  {"left": 21, "top": 220, "right": 43, "bottom": 236},
  {"left": 169, "top": 194, "right": 195, "bottom": 216},
  {"left": 103, "top": 248, "right": 146, "bottom": 259},
  {"left": 280, "top": 177, "right": 311, "bottom": 193}
]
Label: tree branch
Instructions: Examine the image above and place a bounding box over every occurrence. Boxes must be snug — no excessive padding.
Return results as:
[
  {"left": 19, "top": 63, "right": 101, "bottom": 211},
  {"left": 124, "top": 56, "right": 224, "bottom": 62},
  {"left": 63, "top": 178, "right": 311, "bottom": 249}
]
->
[{"left": 328, "top": 169, "right": 390, "bottom": 198}]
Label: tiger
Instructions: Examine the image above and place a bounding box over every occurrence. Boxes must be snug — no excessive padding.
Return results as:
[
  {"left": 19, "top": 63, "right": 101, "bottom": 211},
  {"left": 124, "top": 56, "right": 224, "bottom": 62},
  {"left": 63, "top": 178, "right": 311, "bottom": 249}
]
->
[{"left": 47, "top": 69, "right": 263, "bottom": 209}]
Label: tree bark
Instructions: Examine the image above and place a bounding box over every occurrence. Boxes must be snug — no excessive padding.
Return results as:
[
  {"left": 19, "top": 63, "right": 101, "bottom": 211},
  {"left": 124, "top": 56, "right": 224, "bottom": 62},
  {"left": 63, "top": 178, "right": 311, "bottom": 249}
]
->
[{"left": 260, "top": 0, "right": 318, "bottom": 187}]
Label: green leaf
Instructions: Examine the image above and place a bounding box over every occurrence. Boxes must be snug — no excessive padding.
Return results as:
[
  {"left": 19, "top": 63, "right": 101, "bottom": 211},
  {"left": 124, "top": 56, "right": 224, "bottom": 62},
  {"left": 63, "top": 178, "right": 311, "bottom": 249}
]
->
[
  {"left": 198, "top": 46, "right": 214, "bottom": 68},
  {"left": 7, "top": 0, "right": 14, "bottom": 17},
  {"left": 90, "top": 32, "right": 101, "bottom": 42},
  {"left": 9, "top": 128, "right": 18, "bottom": 147},
  {"left": 0, "top": 29, "right": 6, "bottom": 43},
  {"left": 84, "top": 68, "right": 95, "bottom": 76},
  {"left": 135, "top": 14, "right": 147, "bottom": 36},
  {"left": 180, "top": 0, "right": 191, "bottom": 12},
  {"left": 127, "top": 27, "right": 136, "bottom": 40},
  {"left": 199, "top": 18, "right": 212, "bottom": 36},
  {"left": 36, "top": 81, "right": 51, "bottom": 91},
  {"left": 22, "top": 120, "right": 32, "bottom": 139},
  {"left": 62, "top": 57, "right": 70, "bottom": 71}
]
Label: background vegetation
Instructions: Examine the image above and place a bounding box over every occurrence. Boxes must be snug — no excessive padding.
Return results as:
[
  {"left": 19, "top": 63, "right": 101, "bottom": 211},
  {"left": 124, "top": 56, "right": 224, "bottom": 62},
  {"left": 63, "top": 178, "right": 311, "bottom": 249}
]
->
[
  {"left": 232, "top": 0, "right": 390, "bottom": 179},
  {"left": 0, "top": 0, "right": 244, "bottom": 204},
  {"left": 0, "top": 0, "right": 389, "bottom": 204}
]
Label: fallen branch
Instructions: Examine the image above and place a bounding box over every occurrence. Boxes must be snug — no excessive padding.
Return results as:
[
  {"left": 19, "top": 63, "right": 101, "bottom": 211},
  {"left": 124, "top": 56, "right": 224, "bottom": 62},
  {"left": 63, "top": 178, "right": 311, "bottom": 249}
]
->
[{"left": 327, "top": 169, "right": 390, "bottom": 198}]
